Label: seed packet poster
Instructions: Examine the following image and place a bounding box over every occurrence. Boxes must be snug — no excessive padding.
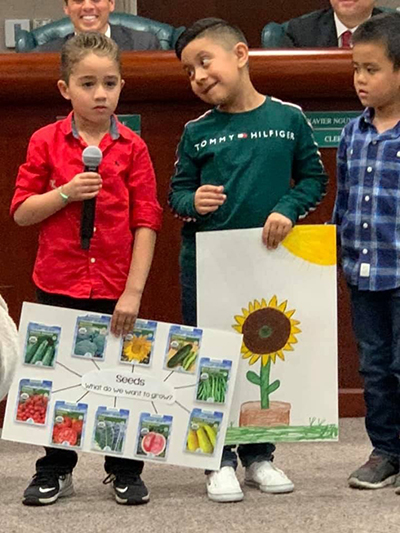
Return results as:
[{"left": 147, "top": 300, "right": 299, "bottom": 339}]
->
[{"left": 2, "top": 303, "right": 241, "bottom": 469}]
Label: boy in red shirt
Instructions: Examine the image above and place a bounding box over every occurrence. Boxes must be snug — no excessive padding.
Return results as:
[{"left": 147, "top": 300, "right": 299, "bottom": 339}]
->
[{"left": 10, "top": 32, "right": 162, "bottom": 506}]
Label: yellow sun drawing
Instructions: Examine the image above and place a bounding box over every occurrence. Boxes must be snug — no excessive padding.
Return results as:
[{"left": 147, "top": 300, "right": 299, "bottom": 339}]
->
[{"left": 233, "top": 296, "right": 301, "bottom": 366}]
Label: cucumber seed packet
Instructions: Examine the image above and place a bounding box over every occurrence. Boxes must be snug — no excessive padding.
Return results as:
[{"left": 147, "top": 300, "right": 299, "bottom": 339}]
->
[
  {"left": 24, "top": 322, "right": 61, "bottom": 368},
  {"left": 164, "top": 325, "right": 202, "bottom": 374}
]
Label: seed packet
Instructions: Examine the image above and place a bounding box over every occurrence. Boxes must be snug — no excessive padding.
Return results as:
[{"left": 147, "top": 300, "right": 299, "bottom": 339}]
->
[
  {"left": 164, "top": 325, "right": 202, "bottom": 373},
  {"left": 92, "top": 407, "right": 129, "bottom": 454},
  {"left": 196, "top": 358, "right": 232, "bottom": 405},
  {"left": 120, "top": 320, "right": 157, "bottom": 367},
  {"left": 135, "top": 413, "right": 173, "bottom": 460},
  {"left": 185, "top": 409, "right": 223, "bottom": 456},
  {"left": 15, "top": 379, "right": 52, "bottom": 426},
  {"left": 23, "top": 322, "right": 61, "bottom": 368},
  {"left": 51, "top": 401, "right": 88, "bottom": 449},
  {"left": 72, "top": 314, "right": 111, "bottom": 360}
]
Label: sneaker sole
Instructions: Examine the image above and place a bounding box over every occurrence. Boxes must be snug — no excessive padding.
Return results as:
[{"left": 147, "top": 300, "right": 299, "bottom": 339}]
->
[
  {"left": 207, "top": 492, "right": 244, "bottom": 503},
  {"left": 348, "top": 475, "right": 397, "bottom": 490},
  {"left": 23, "top": 483, "right": 75, "bottom": 506},
  {"left": 115, "top": 493, "right": 150, "bottom": 505},
  {"left": 245, "top": 479, "right": 294, "bottom": 494}
]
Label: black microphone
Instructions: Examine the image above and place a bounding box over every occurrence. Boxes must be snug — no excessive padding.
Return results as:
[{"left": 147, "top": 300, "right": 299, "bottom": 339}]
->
[{"left": 80, "top": 146, "right": 103, "bottom": 250}]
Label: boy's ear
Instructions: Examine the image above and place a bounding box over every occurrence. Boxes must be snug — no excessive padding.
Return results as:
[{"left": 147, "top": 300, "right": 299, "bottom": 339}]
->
[
  {"left": 121, "top": 79, "right": 125, "bottom": 90},
  {"left": 57, "top": 80, "right": 71, "bottom": 101},
  {"left": 234, "top": 42, "right": 249, "bottom": 68}
]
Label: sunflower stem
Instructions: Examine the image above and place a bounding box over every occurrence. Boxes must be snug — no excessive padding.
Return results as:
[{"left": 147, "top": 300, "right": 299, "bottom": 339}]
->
[{"left": 260, "top": 358, "right": 272, "bottom": 409}]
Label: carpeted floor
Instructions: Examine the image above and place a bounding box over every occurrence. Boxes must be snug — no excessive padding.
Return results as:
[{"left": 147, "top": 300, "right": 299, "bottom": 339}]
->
[{"left": 0, "top": 418, "right": 399, "bottom": 533}]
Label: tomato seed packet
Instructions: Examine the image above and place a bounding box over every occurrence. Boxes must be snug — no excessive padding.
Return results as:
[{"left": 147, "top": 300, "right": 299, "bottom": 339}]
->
[
  {"left": 196, "top": 358, "right": 232, "bottom": 405},
  {"left": 92, "top": 407, "right": 129, "bottom": 454},
  {"left": 185, "top": 409, "right": 223, "bottom": 456},
  {"left": 24, "top": 322, "right": 61, "bottom": 368},
  {"left": 135, "top": 413, "right": 173, "bottom": 460},
  {"left": 72, "top": 315, "right": 111, "bottom": 360},
  {"left": 51, "top": 401, "right": 88, "bottom": 449},
  {"left": 164, "top": 325, "right": 203, "bottom": 374},
  {"left": 119, "top": 320, "right": 157, "bottom": 367},
  {"left": 15, "top": 379, "right": 52, "bottom": 426}
]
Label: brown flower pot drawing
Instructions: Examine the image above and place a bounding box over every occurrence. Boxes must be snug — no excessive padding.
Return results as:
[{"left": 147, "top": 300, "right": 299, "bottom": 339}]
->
[{"left": 239, "top": 400, "right": 291, "bottom": 428}]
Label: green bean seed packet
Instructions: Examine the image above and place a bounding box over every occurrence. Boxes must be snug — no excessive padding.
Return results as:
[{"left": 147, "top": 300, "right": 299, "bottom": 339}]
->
[{"left": 196, "top": 358, "right": 232, "bottom": 404}]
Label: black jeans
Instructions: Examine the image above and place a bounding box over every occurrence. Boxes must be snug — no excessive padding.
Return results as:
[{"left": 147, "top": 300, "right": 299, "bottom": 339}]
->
[
  {"left": 35, "top": 289, "right": 144, "bottom": 476},
  {"left": 180, "top": 270, "right": 276, "bottom": 470},
  {"left": 349, "top": 285, "right": 400, "bottom": 460}
]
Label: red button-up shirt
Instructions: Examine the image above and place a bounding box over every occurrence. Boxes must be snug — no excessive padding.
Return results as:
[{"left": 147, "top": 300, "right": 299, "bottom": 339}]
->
[{"left": 11, "top": 113, "right": 162, "bottom": 300}]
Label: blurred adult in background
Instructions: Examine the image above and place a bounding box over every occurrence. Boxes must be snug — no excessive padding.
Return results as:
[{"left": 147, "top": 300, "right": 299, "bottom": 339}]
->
[
  {"left": 34, "top": 0, "right": 161, "bottom": 52},
  {"left": 282, "top": 0, "right": 384, "bottom": 48}
]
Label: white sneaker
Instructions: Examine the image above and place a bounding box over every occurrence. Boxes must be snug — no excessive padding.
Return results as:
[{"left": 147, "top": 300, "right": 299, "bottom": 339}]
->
[
  {"left": 206, "top": 466, "right": 244, "bottom": 502},
  {"left": 245, "top": 461, "right": 294, "bottom": 494}
]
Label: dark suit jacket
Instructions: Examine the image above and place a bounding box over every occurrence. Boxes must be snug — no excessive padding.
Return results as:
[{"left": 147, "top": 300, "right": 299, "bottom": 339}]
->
[
  {"left": 282, "top": 7, "right": 384, "bottom": 48},
  {"left": 33, "top": 24, "right": 161, "bottom": 52}
]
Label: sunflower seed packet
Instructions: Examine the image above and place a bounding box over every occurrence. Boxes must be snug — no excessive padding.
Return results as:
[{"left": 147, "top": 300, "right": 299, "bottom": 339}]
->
[{"left": 119, "top": 320, "right": 157, "bottom": 367}]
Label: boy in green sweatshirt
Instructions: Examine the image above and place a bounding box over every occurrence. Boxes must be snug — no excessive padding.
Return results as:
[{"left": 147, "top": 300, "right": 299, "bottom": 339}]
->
[{"left": 169, "top": 18, "right": 328, "bottom": 503}]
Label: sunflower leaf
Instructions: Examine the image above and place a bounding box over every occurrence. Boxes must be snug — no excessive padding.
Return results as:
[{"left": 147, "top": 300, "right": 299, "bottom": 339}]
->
[
  {"left": 246, "top": 371, "right": 261, "bottom": 386},
  {"left": 265, "top": 380, "right": 280, "bottom": 395}
]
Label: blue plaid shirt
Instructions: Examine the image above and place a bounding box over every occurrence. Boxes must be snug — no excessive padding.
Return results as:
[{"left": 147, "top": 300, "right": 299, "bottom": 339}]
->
[{"left": 332, "top": 108, "right": 400, "bottom": 291}]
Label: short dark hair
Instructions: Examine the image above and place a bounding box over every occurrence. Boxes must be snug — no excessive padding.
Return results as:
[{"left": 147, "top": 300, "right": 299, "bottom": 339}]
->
[
  {"left": 61, "top": 32, "right": 121, "bottom": 83},
  {"left": 175, "top": 18, "right": 248, "bottom": 60},
  {"left": 352, "top": 12, "right": 400, "bottom": 69}
]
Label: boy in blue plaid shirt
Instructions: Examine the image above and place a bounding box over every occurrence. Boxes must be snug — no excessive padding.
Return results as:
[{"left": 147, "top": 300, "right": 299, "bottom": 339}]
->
[{"left": 333, "top": 12, "right": 400, "bottom": 492}]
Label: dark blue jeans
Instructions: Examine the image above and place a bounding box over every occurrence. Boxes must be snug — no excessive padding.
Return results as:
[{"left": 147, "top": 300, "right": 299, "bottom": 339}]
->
[
  {"left": 349, "top": 285, "right": 400, "bottom": 460},
  {"left": 181, "top": 263, "right": 276, "bottom": 470}
]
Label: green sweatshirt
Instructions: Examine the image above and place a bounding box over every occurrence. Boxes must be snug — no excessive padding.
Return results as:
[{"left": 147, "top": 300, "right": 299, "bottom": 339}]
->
[{"left": 169, "top": 96, "right": 328, "bottom": 272}]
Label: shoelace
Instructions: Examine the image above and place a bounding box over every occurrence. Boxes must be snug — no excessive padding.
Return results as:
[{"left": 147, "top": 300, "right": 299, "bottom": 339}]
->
[
  {"left": 30, "top": 472, "right": 60, "bottom": 486},
  {"left": 103, "top": 473, "right": 140, "bottom": 486}
]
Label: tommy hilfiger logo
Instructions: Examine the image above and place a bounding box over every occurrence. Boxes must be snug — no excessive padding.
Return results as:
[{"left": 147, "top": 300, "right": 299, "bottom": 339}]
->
[{"left": 194, "top": 129, "right": 295, "bottom": 151}]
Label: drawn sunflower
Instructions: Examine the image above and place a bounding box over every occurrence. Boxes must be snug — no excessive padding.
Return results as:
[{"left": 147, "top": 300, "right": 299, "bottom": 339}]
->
[
  {"left": 233, "top": 296, "right": 301, "bottom": 409},
  {"left": 233, "top": 296, "right": 300, "bottom": 365}
]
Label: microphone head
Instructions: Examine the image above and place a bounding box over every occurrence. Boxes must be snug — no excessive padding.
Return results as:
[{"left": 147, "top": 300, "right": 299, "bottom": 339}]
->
[{"left": 82, "top": 146, "right": 103, "bottom": 168}]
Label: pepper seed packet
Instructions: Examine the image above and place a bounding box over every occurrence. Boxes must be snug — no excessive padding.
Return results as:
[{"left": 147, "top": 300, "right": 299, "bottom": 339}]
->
[
  {"left": 72, "top": 314, "right": 111, "bottom": 360},
  {"left": 164, "top": 325, "right": 202, "bottom": 374},
  {"left": 135, "top": 413, "right": 173, "bottom": 460},
  {"left": 185, "top": 409, "right": 223, "bottom": 456},
  {"left": 196, "top": 358, "right": 232, "bottom": 404},
  {"left": 15, "top": 379, "right": 52, "bottom": 426},
  {"left": 92, "top": 407, "right": 129, "bottom": 454},
  {"left": 51, "top": 401, "right": 88, "bottom": 449},
  {"left": 24, "top": 322, "right": 61, "bottom": 368},
  {"left": 120, "top": 320, "right": 157, "bottom": 367}
]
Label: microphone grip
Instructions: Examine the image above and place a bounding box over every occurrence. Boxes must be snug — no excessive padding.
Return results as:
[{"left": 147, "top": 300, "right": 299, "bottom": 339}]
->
[{"left": 80, "top": 164, "right": 99, "bottom": 250}]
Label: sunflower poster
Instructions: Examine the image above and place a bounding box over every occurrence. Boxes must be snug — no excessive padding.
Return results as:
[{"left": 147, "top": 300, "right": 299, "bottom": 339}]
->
[{"left": 196, "top": 225, "right": 338, "bottom": 444}]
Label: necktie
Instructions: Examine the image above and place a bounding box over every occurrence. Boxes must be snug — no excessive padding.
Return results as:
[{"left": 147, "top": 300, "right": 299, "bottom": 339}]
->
[{"left": 341, "top": 30, "right": 352, "bottom": 49}]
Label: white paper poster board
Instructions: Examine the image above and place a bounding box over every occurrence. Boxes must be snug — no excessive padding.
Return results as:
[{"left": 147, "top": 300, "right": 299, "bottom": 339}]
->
[
  {"left": 2, "top": 303, "right": 241, "bottom": 469},
  {"left": 197, "top": 225, "right": 338, "bottom": 444}
]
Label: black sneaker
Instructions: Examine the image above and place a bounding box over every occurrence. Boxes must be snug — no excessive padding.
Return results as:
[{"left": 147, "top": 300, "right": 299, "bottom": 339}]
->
[
  {"left": 103, "top": 473, "right": 150, "bottom": 505},
  {"left": 23, "top": 472, "right": 74, "bottom": 506},
  {"left": 348, "top": 454, "right": 399, "bottom": 489}
]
